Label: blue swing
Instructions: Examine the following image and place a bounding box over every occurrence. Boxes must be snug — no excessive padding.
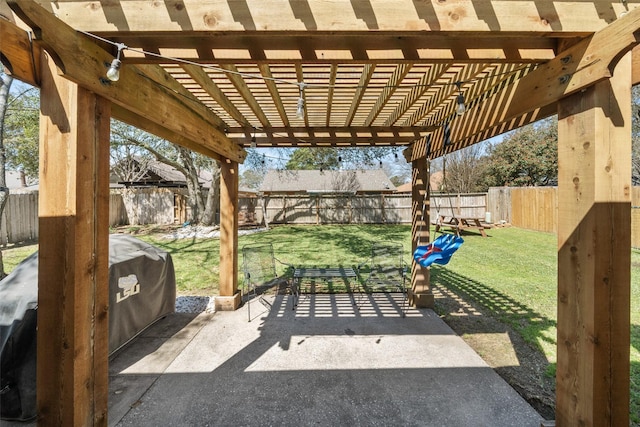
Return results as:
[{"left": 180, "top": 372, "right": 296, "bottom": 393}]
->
[
  {"left": 413, "top": 233, "right": 464, "bottom": 267},
  {"left": 412, "top": 150, "right": 464, "bottom": 268}
]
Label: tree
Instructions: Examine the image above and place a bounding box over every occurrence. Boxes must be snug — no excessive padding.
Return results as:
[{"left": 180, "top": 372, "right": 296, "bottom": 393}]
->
[
  {"left": 3, "top": 86, "right": 39, "bottom": 182},
  {"left": 481, "top": 117, "right": 558, "bottom": 187},
  {"left": 240, "top": 169, "right": 264, "bottom": 190},
  {"left": 285, "top": 147, "right": 339, "bottom": 170},
  {"left": 111, "top": 120, "right": 221, "bottom": 225},
  {"left": 0, "top": 67, "right": 13, "bottom": 278},
  {"left": 284, "top": 146, "right": 395, "bottom": 171},
  {"left": 441, "top": 144, "right": 488, "bottom": 193}
]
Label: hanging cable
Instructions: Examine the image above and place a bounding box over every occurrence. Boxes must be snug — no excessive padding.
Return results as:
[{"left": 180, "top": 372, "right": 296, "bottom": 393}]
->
[{"left": 79, "top": 30, "right": 535, "bottom": 92}]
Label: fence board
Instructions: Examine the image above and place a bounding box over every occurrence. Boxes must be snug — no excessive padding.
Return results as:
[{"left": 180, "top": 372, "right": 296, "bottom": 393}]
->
[
  {"left": 510, "top": 187, "right": 558, "bottom": 233},
  {"left": 0, "top": 192, "right": 39, "bottom": 245},
  {"left": 487, "top": 187, "right": 512, "bottom": 224}
]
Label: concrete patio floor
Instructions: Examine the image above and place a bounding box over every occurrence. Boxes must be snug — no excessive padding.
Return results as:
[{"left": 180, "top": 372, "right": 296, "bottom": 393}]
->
[{"left": 106, "top": 293, "right": 545, "bottom": 427}]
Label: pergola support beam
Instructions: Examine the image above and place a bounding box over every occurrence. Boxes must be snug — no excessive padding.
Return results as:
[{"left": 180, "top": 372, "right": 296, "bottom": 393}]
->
[
  {"left": 410, "top": 152, "right": 433, "bottom": 308},
  {"left": 216, "top": 158, "right": 241, "bottom": 311},
  {"left": 556, "top": 53, "right": 631, "bottom": 426},
  {"left": 37, "top": 52, "right": 110, "bottom": 426}
]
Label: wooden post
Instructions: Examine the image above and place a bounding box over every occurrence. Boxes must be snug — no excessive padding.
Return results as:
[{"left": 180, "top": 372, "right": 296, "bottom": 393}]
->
[
  {"left": 556, "top": 54, "right": 631, "bottom": 426},
  {"left": 37, "top": 53, "right": 110, "bottom": 426},
  {"left": 216, "top": 158, "right": 240, "bottom": 310},
  {"left": 410, "top": 156, "right": 434, "bottom": 308}
]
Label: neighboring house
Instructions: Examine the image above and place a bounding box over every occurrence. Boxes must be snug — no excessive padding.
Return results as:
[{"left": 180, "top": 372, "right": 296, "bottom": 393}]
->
[
  {"left": 111, "top": 158, "right": 213, "bottom": 189},
  {"left": 394, "top": 170, "right": 444, "bottom": 193},
  {"left": 6, "top": 170, "right": 38, "bottom": 192},
  {"left": 259, "top": 169, "right": 396, "bottom": 195}
]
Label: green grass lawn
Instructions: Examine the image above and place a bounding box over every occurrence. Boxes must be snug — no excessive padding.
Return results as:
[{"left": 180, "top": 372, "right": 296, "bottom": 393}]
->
[{"left": 4, "top": 224, "right": 640, "bottom": 422}]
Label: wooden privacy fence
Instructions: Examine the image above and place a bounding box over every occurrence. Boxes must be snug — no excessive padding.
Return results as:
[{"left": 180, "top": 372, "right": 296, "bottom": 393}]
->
[
  {"left": 8, "top": 186, "right": 640, "bottom": 245},
  {"left": 0, "top": 191, "right": 39, "bottom": 246},
  {"left": 488, "top": 186, "right": 640, "bottom": 248},
  {"left": 262, "top": 193, "right": 488, "bottom": 225},
  {"left": 0, "top": 190, "right": 490, "bottom": 244}
]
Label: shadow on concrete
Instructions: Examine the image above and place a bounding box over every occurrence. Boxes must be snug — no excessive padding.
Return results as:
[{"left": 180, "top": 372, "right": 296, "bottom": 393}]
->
[{"left": 108, "top": 294, "right": 544, "bottom": 427}]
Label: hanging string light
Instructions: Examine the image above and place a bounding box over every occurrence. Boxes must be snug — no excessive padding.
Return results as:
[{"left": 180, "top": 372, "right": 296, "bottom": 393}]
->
[
  {"left": 106, "top": 43, "right": 126, "bottom": 82},
  {"left": 296, "top": 82, "right": 306, "bottom": 119},
  {"left": 250, "top": 128, "right": 257, "bottom": 148},
  {"left": 455, "top": 81, "right": 466, "bottom": 116}
]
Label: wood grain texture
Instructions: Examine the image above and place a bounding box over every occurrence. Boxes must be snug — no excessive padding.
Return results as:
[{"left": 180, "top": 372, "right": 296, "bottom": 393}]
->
[
  {"left": 37, "top": 52, "right": 109, "bottom": 426},
  {"left": 556, "top": 54, "right": 631, "bottom": 426}
]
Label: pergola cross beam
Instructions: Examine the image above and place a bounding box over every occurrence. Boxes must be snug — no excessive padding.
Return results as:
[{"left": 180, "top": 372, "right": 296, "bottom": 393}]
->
[{"left": 6, "top": 0, "right": 246, "bottom": 164}]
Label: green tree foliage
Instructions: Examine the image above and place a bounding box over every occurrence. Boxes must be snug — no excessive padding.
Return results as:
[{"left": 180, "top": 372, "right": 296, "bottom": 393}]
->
[
  {"left": 284, "top": 146, "right": 396, "bottom": 171},
  {"left": 240, "top": 169, "right": 264, "bottom": 190},
  {"left": 285, "top": 147, "right": 339, "bottom": 170},
  {"left": 482, "top": 117, "right": 558, "bottom": 187},
  {"left": 3, "top": 85, "right": 39, "bottom": 181}
]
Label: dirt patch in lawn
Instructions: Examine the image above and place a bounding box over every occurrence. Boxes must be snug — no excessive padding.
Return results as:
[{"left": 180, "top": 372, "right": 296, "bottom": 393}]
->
[{"left": 431, "top": 283, "right": 556, "bottom": 421}]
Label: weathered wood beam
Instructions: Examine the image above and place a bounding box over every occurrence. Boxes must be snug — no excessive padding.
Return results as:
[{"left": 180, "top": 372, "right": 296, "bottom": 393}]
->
[
  {"left": 112, "top": 105, "right": 224, "bottom": 163},
  {"left": 218, "top": 63, "right": 270, "bottom": 128},
  {"left": 401, "top": 63, "right": 486, "bottom": 129},
  {"left": 226, "top": 125, "right": 433, "bottom": 147},
  {"left": 502, "top": 7, "right": 640, "bottom": 119},
  {"left": 7, "top": 0, "right": 246, "bottom": 164},
  {"left": 258, "top": 63, "right": 290, "bottom": 127},
  {"left": 216, "top": 158, "right": 241, "bottom": 311},
  {"left": 38, "top": 52, "right": 110, "bottom": 426},
  {"left": 633, "top": 44, "right": 640, "bottom": 85},
  {"left": 365, "top": 63, "right": 412, "bottom": 127},
  {"left": 102, "top": 32, "right": 560, "bottom": 64},
  {"left": 345, "top": 64, "right": 375, "bottom": 126},
  {"left": 182, "top": 63, "right": 247, "bottom": 126},
  {"left": 8, "top": 1, "right": 634, "bottom": 33},
  {"left": 325, "top": 64, "right": 338, "bottom": 127},
  {"left": 410, "top": 152, "right": 433, "bottom": 309},
  {"left": 0, "top": 18, "right": 40, "bottom": 86},
  {"left": 556, "top": 53, "right": 631, "bottom": 427},
  {"left": 384, "top": 63, "right": 448, "bottom": 127},
  {"left": 412, "top": 7, "right": 640, "bottom": 160}
]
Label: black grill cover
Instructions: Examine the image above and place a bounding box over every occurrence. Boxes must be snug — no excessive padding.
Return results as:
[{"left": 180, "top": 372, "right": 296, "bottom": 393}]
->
[{"left": 0, "top": 234, "right": 176, "bottom": 421}]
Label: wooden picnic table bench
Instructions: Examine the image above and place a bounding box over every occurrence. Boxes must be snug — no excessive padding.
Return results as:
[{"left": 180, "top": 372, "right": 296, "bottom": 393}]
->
[{"left": 431, "top": 215, "right": 492, "bottom": 238}]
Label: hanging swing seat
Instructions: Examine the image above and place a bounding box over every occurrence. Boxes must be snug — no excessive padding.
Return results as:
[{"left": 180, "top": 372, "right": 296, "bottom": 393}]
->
[{"left": 413, "top": 233, "right": 464, "bottom": 268}]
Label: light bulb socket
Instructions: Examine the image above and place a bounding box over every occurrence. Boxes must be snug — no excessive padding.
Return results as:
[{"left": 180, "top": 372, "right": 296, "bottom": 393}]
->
[
  {"left": 106, "top": 58, "right": 121, "bottom": 82},
  {"left": 456, "top": 93, "right": 466, "bottom": 116},
  {"left": 296, "top": 97, "right": 305, "bottom": 119}
]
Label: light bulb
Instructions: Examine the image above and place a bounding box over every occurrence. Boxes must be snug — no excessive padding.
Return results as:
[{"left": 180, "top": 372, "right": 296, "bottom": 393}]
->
[
  {"left": 456, "top": 93, "right": 466, "bottom": 116},
  {"left": 296, "top": 97, "right": 305, "bottom": 119},
  {"left": 250, "top": 135, "right": 257, "bottom": 148},
  {"left": 106, "top": 58, "right": 121, "bottom": 82}
]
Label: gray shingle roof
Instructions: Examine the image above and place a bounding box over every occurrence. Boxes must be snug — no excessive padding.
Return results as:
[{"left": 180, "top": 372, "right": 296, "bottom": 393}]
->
[{"left": 260, "top": 169, "right": 396, "bottom": 194}]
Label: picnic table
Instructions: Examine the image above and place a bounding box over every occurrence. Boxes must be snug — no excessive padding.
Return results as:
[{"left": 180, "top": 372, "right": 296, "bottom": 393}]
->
[{"left": 432, "top": 215, "right": 492, "bottom": 238}]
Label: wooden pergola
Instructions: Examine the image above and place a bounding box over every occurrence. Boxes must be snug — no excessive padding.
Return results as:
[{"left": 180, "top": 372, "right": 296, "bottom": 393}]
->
[{"left": 1, "top": 1, "right": 639, "bottom": 425}]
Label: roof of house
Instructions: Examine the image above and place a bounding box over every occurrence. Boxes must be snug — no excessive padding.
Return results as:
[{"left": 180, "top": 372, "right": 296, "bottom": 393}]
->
[
  {"left": 112, "top": 158, "right": 214, "bottom": 189},
  {"left": 395, "top": 171, "right": 444, "bottom": 193},
  {"left": 260, "top": 169, "right": 396, "bottom": 194},
  {"left": 6, "top": 170, "right": 38, "bottom": 192}
]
